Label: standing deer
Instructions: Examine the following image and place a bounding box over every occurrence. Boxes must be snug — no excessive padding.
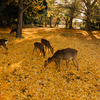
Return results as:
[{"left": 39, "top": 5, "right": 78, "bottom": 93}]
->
[
  {"left": 33, "top": 42, "right": 45, "bottom": 58},
  {"left": 0, "top": 39, "right": 8, "bottom": 55},
  {"left": 10, "top": 28, "right": 17, "bottom": 34},
  {"left": 44, "top": 48, "right": 79, "bottom": 71},
  {"left": 41, "top": 38, "right": 54, "bottom": 54}
]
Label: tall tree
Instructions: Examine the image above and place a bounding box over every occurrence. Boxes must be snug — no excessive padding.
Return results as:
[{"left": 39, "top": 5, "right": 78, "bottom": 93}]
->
[
  {"left": 92, "top": 1, "right": 100, "bottom": 30},
  {"left": 16, "top": 0, "right": 47, "bottom": 38},
  {"left": 80, "top": 0, "right": 97, "bottom": 31},
  {"left": 46, "top": 0, "right": 56, "bottom": 27},
  {"left": 64, "top": 0, "right": 81, "bottom": 29},
  {"left": 16, "top": 0, "right": 23, "bottom": 38}
]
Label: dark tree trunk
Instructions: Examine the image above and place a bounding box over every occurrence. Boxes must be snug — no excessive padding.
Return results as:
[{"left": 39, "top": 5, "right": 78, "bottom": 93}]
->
[
  {"left": 86, "top": 9, "right": 91, "bottom": 31},
  {"left": 69, "top": 17, "right": 73, "bottom": 29},
  {"left": 86, "top": 19, "right": 91, "bottom": 31},
  {"left": 65, "top": 17, "right": 68, "bottom": 29},
  {"left": 45, "top": 14, "right": 47, "bottom": 27},
  {"left": 16, "top": 0, "right": 23, "bottom": 38},
  {"left": 85, "top": 0, "right": 97, "bottom": 31},
  {"left": 50, "top": 15, "right": 52, "bottom": 27},
  {"left": 65, "top": 20, "right": 68, "bottom": 29}
]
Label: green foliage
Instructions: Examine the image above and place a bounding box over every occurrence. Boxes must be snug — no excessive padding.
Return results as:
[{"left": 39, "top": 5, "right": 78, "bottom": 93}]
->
[
  {"left": 23, "top": 0, "right": 47, "bottom": 24},
  {"left": 91, "top": 21, "right": 98, "bottom": 30},
  {"left": 80, "top": 21, "right": 86, "bottom": 30},
  {"left": 80, "top": 21, "right": 99, "bottom": 31}
]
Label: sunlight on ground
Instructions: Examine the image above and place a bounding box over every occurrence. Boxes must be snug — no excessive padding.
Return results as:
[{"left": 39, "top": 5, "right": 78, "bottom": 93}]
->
[{"left": 0, "top": 27, "right": 100, "bottom": 100}]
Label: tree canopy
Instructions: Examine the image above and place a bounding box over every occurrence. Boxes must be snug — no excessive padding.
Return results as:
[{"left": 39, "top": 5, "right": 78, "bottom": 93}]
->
[
  {"left": 0, "top": 0, "right": 47, "bottom": 26},
  {"left": 0, "top": 0, "right": 100, "bottom": 33}
]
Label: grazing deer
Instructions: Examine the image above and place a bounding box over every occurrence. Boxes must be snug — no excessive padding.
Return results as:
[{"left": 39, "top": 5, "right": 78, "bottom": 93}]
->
[
  {"left": 10, "top": 28, "right": 17, "bottom": 34},
  {"left": 0, "top": 39, "right": 8, "bottom": 55},
  {"left": 41, "top": 38, "right": 54, "bottom": 54},
  {"left": 44, "top": 48, "right": 79, "bottom": 71},
  {"left": 33, "top": 42, "right": 45, "bottom": 58}
]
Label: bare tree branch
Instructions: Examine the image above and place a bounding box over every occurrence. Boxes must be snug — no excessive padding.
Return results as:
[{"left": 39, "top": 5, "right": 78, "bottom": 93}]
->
[{"left": 91, "top": 0, "right": 97, "bottom": 8}]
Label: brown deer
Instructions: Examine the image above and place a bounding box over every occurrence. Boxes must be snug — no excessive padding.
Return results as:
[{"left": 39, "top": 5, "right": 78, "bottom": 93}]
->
[
  {"left": 44, "top": 48, "right": 79, "bottom": 71},
  {"left": 41, "top": 38, "right": 54, "bottom": 54},
  {"left": 33, "top": 42, "right": 45, "bottom": 58},
  {"left": 0, "top": 39, "right": 8, "bottom": 55},
  {"left": 10, "top": 28, "right": 17, "bottom": 34}
]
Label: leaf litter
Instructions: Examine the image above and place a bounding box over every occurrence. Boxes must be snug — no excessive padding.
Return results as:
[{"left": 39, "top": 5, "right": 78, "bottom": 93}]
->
[{"left": 0, "top": 27, "right": 100, "bottom": 100}]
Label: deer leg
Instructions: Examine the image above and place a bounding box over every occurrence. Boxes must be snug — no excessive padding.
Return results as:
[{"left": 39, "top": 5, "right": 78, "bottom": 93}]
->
[
  {"left": 48, "top": 48, "right": 50, "bottom": 53},
  {"left": 45, "top": 46, "right": 47, "bottom": 53},
  {"left": 5, "top": 47, "right": 8, "bottom": 55},
  {"left": 33, "top": 47, "right": 36, "bottom": 54},
  {"left": 72, "top": 59, "right": 75, "bottom": 66},
  {"left": 3, "top": 45, "right": 8, "bottom": 54},
  {"left": 66, "top": 60, "right": 70, "bottom": 68},
  {"left": 36, "top": 48, "right": 39, "bottom": 55},
  {"left": 1, "top": 46, "right": 4, "bottom": 53},
  {"left": 73, "top": 57, "right": 79, "bottom": 70},
  {"left": 75, "top": 58, "right": 79, "bottom": 70},
  {"left": 55, "top": 60, "right": 58, "bottom": 69},
  {"left": 58, "top": 59, "right": 62, "bottom": 72},
  {"left": 47, "top": 48, "right": 49, "bottom": 53}
]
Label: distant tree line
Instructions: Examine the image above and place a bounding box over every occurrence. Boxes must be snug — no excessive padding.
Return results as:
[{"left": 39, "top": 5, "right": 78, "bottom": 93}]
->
[{"left": 0, "top": 0, "right": 100, "bottom": 38}]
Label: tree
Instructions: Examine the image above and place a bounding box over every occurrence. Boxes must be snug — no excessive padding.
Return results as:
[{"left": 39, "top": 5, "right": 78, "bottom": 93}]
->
[
  {"left": 92, "top": 1, "right": 100, "bottom": 30},
  {"left": 16, "top": 0, "right": 23, "bottom": 38},
  {"left": 16, "top": 0, "right": 47, "bottom": 38},
  {"left": 46, "top": 0, "right": 57, "bottom": 27},
  {"left": 80, "top": 0, "right": 97, "bottom": 31},
  {"left": 64, "top": 0, "right": 81, "bottom": 29}
]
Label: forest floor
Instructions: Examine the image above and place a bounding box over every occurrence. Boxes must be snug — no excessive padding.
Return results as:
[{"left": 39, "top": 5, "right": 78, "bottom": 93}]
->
[{"left": 0, "top": 27, "right": 100, "bottom": 100}]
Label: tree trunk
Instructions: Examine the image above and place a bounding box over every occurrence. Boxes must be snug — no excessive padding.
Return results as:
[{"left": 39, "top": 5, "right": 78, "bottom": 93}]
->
[
  {"left": 16, "top": 0, "right": 23, "bottom": 38},
  {"left": 45, "top": 14, "right": 47, "bottom": 27},
  {"left": 69, "top": 17, "right": 73, "bottom": 29},
  {"left": 86, "top": 9, "right": 91, "bottom": 31},
  {"left": 65, "top": 20, "right": 68, "bottom": 29},
  {"left": 85, "top": 0, "right": 97, "bottom": 31},
  {"left": 65, "top": 17, "right": 69, "bottom": 29},
  {"left": 86, "top": 19, "right": 91, "bottom": 31},
  {"left": 50, "top": 15, "right": 52, "bottom": 27}
]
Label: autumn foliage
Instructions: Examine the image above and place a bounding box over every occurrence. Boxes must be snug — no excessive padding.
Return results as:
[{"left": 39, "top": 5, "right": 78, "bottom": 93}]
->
[{"left": 0, "top": 27, "right": 100, "bottom": 100}]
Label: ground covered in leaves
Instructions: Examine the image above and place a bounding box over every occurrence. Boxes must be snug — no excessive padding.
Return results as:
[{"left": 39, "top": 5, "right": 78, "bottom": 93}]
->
[{"left": 0, "top": 27, "right": 100, "bottom": 100}]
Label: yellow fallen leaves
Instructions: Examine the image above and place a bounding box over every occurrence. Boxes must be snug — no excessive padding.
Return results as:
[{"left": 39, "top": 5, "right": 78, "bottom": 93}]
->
[{"left": 0, "top": 28, "right": 100, "bottom": 100}]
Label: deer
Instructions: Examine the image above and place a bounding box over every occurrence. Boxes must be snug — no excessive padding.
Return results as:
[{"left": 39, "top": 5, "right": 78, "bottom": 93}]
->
[
  {"left": 44, "top": 48, "right": 79, "bottom": 72},
  {"left": 0, "top": 39, "right": 8, "bottom": 55},
  {"left": 41, "top": 38, "right": 54, "bottom": 54},
  {"left": 10, "top": 28, "right": 17, "bottom": 34},
  {"left": 33, "top": 42, "right": 45, "bottom": 58}
]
